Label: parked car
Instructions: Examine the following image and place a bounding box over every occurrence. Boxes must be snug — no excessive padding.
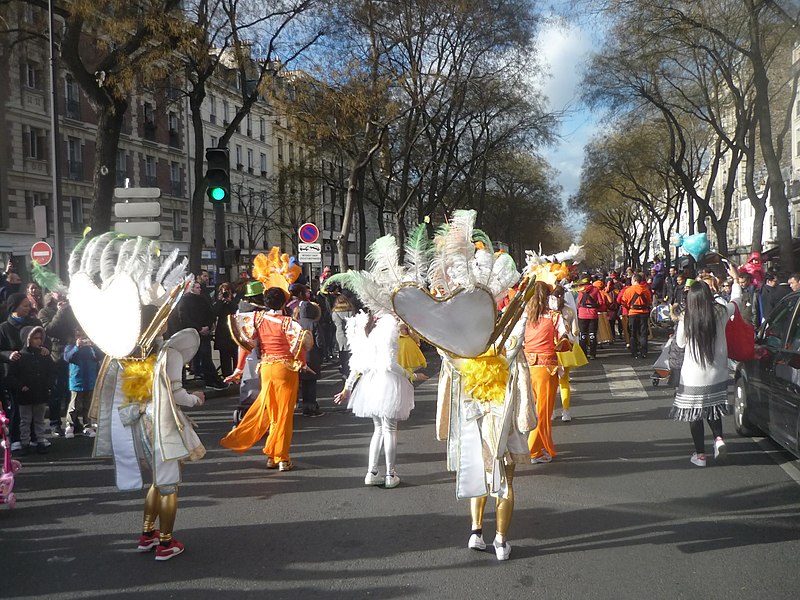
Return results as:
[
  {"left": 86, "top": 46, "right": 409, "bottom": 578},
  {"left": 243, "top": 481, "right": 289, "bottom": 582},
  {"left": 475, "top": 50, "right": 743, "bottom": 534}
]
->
[{"left": 733, "top": 291, "right": 800, "bottom": 458}]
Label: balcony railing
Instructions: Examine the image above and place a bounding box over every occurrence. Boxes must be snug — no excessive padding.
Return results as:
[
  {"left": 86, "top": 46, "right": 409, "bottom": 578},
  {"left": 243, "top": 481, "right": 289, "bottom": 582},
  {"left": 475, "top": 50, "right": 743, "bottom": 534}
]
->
[{"left": 65, "top": 99, "right": 80, "bottom": 119}]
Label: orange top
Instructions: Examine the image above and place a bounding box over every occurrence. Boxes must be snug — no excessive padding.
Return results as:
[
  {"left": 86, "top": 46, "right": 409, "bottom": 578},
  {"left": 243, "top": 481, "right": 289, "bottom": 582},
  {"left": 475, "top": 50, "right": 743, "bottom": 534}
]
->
[{"left": 524, "top": 313, "right": 561, "bottom": 367}]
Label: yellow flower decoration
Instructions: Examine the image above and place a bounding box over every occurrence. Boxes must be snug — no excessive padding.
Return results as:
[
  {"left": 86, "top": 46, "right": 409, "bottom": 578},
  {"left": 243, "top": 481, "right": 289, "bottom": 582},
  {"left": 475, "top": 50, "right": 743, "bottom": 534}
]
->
[
  {"left": 120, "top": 355, "right": 157, "bottom": 406},
  {"left": 460, "top": 350, "right": 509, "bottom": 404}
]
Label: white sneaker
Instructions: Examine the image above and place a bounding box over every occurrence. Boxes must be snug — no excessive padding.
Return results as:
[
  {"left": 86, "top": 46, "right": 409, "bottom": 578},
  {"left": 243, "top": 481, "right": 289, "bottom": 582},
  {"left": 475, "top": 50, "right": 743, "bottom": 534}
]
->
[
  {"left": 364, "top": 471, "right": 383, "bottom": 486},
  {"left": 83, "top": 427, "right": 96, "bottom": 438},
  {"left": 690, "top": 453, "right": 706, "bottom": 467},
  {"left": 493, "top": 539, "right": 512, "bottom": 561},
  {"left": 10, "top": 441, "right": 22, "bottom": 452},
  {"left": 40, "top": 439, "right": 52, "bottom": 447},
  {"left": 64, "top": 426, "right": 75, "bottom": 439},
  {"left": 384, "top": 473, "right": 400, "bottom": 489},
  {"left": 561, "top": 410, "right": 572, "bottom": 422},
  {"left": 714, "top": 438, "right": 727, "bottom": 460},
  {"left": 532, "top": 452, "right": 552, "bottom": 464},
  {"left": 468, "top": 533, "right": 486, "bottom": 550}
]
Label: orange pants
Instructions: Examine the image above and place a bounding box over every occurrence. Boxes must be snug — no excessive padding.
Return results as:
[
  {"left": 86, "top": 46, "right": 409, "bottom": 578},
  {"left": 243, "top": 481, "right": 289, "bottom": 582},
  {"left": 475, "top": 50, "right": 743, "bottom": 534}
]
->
[
  {"left": 528, "top": 366, "right": 559, "bottom": 459},
  {"left": 221, "top": 362, "right": 299, "bottom": 462}
]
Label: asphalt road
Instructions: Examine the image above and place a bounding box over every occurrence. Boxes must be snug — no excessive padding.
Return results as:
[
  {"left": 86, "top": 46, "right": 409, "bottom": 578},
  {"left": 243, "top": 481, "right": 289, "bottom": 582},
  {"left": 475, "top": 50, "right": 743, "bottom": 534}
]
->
[{"left": 4, "top": 338, "right": 800, "bottom": 599}]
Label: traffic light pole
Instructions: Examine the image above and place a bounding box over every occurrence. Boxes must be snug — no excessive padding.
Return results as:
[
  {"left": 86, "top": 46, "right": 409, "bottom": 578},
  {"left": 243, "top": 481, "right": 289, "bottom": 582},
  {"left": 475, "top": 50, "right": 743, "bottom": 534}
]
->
[{"left": 214, "top": 201, "right": 227, "bottom": 284}]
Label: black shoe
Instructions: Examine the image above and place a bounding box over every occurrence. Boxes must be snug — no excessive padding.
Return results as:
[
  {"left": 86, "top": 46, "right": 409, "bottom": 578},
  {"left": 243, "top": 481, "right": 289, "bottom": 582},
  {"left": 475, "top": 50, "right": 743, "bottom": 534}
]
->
[
  {"left": 36, "top": 443, "right": 48, "bottom": 455},
  {"left": 51, "top": 425, "right": 65, "bottom": 437},
  {"left": 303, "top": 409, "right": 325, "bottom": 418},
  {"left": 207, "top": 381, "right": 229, "bottom": 391}
]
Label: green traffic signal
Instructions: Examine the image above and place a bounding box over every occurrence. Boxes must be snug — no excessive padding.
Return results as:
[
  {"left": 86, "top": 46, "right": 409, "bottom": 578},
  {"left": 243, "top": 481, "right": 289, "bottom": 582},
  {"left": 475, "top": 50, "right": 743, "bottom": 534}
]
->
[
  {"left": 205, "top": 147, "right": 230, "bottom": 203},
  {"left": 210, "top": 187, "right": 227, "bottom": 201}
]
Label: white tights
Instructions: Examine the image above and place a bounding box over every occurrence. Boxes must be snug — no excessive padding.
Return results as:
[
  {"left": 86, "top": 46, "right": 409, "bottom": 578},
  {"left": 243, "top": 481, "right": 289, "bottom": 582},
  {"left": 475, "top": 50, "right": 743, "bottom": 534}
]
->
[{"left": 368, "top": 416, "right": 398, "bottom": 475}]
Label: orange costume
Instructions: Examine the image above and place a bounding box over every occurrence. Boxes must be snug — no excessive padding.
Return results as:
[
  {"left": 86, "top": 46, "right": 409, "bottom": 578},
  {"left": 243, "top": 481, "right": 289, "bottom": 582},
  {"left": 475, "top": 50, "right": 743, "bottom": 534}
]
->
[
  {"left": 221, "top": 311, "right": 310, "bottom": 465},
  {"left": 524, "top": 311, "right": 566, "bottom": 460}
]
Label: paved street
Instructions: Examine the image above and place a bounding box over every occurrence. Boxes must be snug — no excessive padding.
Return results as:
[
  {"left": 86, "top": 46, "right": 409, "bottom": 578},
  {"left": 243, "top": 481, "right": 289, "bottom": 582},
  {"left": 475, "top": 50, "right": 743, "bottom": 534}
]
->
[{"left": 4, "top": 340, "right": 800, "bottom": 599}]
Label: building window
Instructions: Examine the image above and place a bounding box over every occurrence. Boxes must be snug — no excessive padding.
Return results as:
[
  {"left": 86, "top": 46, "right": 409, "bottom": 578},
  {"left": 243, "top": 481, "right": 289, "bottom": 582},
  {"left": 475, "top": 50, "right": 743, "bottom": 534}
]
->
[
  {"left": 247, "top": 148, "right": 253, "bottom": 173},
  {"left": 260, "top": 152, "right": 267, "bottom": 175},
  {"left": 67, "top": 137, "right": 82, "bottom": 180},
  {"left": 288, "top": 142, "right": 294, "bottom": 165},
  {"left": 168, "top": 112, "right": 180, "bottom": 147},
  {"left": 170, "top": 161, "right": 182, "bottom": 196},
  {"left": 26, "top": 192, "right": 47, "bottom": 222},
  {"left": 209, "top": 96, "right": 217, "bottom": 124},
  {"left": 277, "top": 138, "right": 283, "bottom": 162},
  {"left": 210, "top": 135, "right": 218, "bottom": 148},
  {"left": 144, "top": 155, "right": 157, "bottom": 186},
  {"left": 26, "top": 127, "right": 46, "bottom": 159},
  {"left": 246, "top": 114, "right": 252, "bottom": 136},
  {"left": 143, "top": 102, "right": 154, "bottom": 125},
  {"left": 168, "top": 112, "right": 178, "bottom": 132},
  {"left": 259, "top": 118, "right": 265, "bottom": 141},
  {"left": 71, "top": 198, "right": 83, "bottom": 231},
  {"left": 234, "top": 106, "right": 240, "bottom": 133},
  {"left": 223, "top": 100, "right": 229, "bottom": 125},
  {"left": 173, "top": 210, "right": 183, "bottom": 240},
  {"left": 65, "top": 76, "right": 80, "bottom": 118},
  {"left": 24, "top": 62, "right": 42, "bottom": 90},
  {"left": 116, "top": 151, "right": 128, "bottom": 186},
  {"left": 236, "top": 144, "right": 243, "bottom": 169}
]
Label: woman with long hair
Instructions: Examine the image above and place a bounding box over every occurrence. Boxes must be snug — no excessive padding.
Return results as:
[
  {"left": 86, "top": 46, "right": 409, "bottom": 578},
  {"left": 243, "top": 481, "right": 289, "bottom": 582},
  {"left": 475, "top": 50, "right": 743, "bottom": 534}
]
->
[
  {"left": 671, "top": 263, "right": 740, "bottom": 466},
  {"left": 525, "top": 281, "right": 568, "bottom": 463}
]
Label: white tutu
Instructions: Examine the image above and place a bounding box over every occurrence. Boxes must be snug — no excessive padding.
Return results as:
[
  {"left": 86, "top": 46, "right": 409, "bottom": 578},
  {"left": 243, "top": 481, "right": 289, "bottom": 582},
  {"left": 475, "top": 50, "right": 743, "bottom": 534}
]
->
[{"left": 348, "top": 366, "right": 415, "bottom": 421}]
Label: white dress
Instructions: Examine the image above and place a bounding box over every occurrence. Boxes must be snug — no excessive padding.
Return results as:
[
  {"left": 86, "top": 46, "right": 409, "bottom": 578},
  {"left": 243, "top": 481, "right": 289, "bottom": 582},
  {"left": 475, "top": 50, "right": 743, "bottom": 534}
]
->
[{"left": 344, "top": 313, "right": 415, "bottom": 421}]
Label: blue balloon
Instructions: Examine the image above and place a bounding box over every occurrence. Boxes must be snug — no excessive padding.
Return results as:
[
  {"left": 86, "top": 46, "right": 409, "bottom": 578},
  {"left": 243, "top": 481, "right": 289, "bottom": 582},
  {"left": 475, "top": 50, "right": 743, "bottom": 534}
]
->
[{"left": 681, "top": 232, "right": 709, "bottom": 262}]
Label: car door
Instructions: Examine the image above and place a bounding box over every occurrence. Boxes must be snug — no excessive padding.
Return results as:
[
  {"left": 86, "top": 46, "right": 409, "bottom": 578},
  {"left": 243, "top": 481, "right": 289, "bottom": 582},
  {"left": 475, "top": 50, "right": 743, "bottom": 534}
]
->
[
  {"left": 751, "top": 295, "right": 798, "bottom": 430},
  {"left": 769, "top": 300, "right": 800, "bottom": 454}
]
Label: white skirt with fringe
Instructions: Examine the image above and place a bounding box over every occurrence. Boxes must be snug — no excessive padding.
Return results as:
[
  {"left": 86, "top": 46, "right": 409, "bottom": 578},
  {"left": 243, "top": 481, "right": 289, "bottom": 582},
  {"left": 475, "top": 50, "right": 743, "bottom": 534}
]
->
[{"left": 348, "top": 367, "right": 415, "bottom": 421}]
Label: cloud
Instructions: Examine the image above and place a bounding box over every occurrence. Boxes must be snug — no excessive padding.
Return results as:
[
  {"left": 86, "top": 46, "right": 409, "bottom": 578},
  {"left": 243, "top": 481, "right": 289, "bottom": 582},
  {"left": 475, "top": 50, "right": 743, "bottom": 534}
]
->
[{"left": 536, "top": 22, "right": 594, "bottom": 112}]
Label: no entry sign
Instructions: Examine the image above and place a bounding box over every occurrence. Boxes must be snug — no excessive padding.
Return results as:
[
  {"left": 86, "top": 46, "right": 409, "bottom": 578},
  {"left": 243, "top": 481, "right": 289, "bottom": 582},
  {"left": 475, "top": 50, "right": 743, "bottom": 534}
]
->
[
  {"left": 31, "top": 241, "right": 53, "bottom": 266},
  {"left": 298, "top": 222, "right": 319, "bottom": 244}
]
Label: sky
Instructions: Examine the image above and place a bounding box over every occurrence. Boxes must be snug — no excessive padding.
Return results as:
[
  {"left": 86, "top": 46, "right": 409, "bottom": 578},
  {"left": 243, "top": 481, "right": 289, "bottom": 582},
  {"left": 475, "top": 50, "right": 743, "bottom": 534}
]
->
[{"left": 532, "top": 7, "right": 605, "bottom": 227}]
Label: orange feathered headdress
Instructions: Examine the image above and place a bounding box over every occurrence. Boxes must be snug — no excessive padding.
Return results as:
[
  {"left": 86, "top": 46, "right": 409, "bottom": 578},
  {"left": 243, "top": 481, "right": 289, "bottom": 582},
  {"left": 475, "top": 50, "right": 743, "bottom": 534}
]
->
[{"left": 251, "top": 247, "right": 301, "bottom": 294}]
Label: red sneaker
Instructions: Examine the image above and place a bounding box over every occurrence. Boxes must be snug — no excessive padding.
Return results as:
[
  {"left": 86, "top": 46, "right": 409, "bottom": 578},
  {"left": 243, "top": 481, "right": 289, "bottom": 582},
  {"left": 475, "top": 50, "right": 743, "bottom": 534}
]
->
[
  {"left": 137, "top": 530, "right": 160, "bottom": 552},
  {"left": 155, "top": 538, "right": 185, "bottom": 561}
]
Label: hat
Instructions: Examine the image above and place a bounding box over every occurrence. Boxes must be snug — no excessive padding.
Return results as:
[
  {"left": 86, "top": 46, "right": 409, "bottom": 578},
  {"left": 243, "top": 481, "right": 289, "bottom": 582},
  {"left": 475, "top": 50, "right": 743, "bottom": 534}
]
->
[
  {"left": 6, "top": 292, "right": 27, "bottom": 314},
  {"left": 245, "top": 281, "right": 264, "bottom": 297},
  {"left": 684, "top": 278, "right": 696, "bottom": 288},
  {"left": 576, "top": 277, "right": 590, "bottom": 286}
]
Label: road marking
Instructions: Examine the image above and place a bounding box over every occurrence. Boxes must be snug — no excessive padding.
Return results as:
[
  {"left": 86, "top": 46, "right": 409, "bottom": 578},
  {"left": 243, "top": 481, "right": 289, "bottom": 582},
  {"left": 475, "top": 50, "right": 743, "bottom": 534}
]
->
[
  {"left": 753, "top": 436, "right": 800, "bottom": 487},
  {"left": 601, "top": 364, "right": 648, "bottom": 398}
]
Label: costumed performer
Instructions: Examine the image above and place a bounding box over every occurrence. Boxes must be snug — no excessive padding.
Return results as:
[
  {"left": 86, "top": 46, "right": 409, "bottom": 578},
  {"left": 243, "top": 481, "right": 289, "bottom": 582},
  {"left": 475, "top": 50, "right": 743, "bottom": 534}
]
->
[
  {"left": 327, "top": 234, "right": 422, "bottom": 488},
  {"left": 226, "top": 280, "right": 265, "bottom": 426},
  {"left": 392, "top": 211, "right": 535, "bottom": 560},
  {"left": 220, "top": 284, "right": 312, "bottom": 472},
  {"left": 551, "top": 284, "right": 586, "bottom": 422},
  {"left": 68, "top": 232, "right": 204, "bottom": 561}
]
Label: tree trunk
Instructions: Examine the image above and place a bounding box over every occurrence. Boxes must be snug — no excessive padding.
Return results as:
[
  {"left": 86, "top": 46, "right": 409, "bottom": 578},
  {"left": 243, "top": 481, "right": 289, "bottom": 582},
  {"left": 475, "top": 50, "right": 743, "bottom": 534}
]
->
[
  {"left": 338, "top": 162, "right": 362, "bottom": 271},
  {"left": 751, "top": 203, "right": 766, "bottom": 253},
  {"left": 188, "top": 89, "right": 208, "bottom": 274},
  {"left": 357, "top": 169, "right": 367, "bottom": 270},
  {"left": 89, "top": 101, "right": 126, "bottom": 232}
]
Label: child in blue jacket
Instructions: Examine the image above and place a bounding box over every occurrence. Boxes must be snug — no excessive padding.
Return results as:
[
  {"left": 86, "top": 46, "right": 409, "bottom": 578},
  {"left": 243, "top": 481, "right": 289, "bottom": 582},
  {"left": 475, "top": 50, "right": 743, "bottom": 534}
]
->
[{"left": 63, "top": 326, "right": 101, "bottom": 438}]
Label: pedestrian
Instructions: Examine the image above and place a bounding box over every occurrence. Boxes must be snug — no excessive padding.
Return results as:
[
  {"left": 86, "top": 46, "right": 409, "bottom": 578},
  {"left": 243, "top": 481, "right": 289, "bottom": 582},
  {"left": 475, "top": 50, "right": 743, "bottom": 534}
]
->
[
  {"left": 671, "top": 262, "right": 741, "bottom": 467},
  {"left": 5, "top": 326, "right": 53, "bottom": 455},
  {"left": 226, "top": 281, "right": 265, "bottom": 425},
  {"left": 220, "top": 286, "right": 313, "bottom": 472},
  {"left": 212, "top": 282, "right": 238, "bottom": 378},
  {"left": 620, "top": 273, "right": 653, "bottom": 358},
  {"left": 331, "top": 286, "right": 357, "bottom": 376},
  {"left": 736, "top": 273, "right": 759, "bottom": 326},
  {"left": 0, "top": 293, "right": 44, "bottom": 452},
  {"left": 0, "top": 272, "right": 22, "bottom": 312},
  {"left": 787, "top": 272, "right": 800, "bottom": 293},
  {"left": 551, "top": 284, "right": 583, "bottom": 422},
  {"left": 575, "top": 275, "right": 606, "bottom": 360},
  {"left": 525, "top": 281, "right": 569, "bottom": 463},
  {"left": 334, "top": 311, "right": 415, "bottom": 488},
  {"left": 63, "top": 326, "right": 101, "bottom": 438},
  {"left": 285, "top": 283, "right": 309, "bottom": 317},
  {"left": 295, "top": 300, "right": 324, "bottom": 417},
  {"left": 759, "top": 272, "right": 789, "bottom": 323},
  {"left": 663, "top": 266, "right": 679, "bottom": 303},
  {"left": 25, "top": 282, "right": 44, "bottom": 319},
  {"left": 177, "top": 278, "right": 226, "bottom": 390},
  {"left": 38, "top": 291, "right": 77, "bottom": 437}
]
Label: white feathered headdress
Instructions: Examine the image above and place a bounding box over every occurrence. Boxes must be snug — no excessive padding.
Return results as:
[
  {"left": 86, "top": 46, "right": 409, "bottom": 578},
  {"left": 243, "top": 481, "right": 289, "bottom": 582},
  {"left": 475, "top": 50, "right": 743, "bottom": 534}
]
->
[{"left": 68, "top": 232, "right": 189, "bottom": 358}]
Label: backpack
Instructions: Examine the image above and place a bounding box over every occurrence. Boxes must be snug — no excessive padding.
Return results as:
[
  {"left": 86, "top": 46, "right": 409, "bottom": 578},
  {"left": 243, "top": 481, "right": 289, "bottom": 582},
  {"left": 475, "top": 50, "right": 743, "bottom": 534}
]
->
[
  {"left": 579, "top": 289, "right": 598, "bottom": 309},
  {"left": 630, "top": 291, "right": 650, "bottom": 310}
]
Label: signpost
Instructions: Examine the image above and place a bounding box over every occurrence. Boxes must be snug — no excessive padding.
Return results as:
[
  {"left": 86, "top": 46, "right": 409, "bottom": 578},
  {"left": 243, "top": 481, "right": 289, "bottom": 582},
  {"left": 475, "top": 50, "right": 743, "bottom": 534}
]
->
[
  {"left": 298, "top": 222, "right": 320, "bottom": 244},
  {"left": 31, "top": 241, "right": 53, "bottom": 266},
  {"left": 298, "top": 242, "right": 322, "bottom": 264},
  {"left": 113, "top": 187, "right": 162, "bottom": 238}
]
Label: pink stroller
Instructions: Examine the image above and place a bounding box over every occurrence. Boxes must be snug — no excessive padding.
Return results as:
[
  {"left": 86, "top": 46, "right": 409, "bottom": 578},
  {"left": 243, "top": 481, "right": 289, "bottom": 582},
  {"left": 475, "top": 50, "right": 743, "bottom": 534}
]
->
[{"left": 1, "top": 406, "right": 21, "bottom": 509}]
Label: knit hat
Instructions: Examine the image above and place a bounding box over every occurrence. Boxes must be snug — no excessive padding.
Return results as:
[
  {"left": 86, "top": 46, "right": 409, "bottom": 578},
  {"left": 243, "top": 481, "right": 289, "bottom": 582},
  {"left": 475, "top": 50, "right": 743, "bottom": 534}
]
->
[{"left": 6, "top": 292, "right": 28, "bottom": 315}]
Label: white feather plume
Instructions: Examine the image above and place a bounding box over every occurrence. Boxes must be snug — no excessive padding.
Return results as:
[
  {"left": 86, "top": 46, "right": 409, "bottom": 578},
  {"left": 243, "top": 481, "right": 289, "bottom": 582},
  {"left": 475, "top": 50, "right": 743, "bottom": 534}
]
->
[
  {"left": 488, "top": 253, "right": 520, "bottom": 300},
  {"left": 427, "top": 233, "right": 452, "bottom": 295},
  {"left": 471, "top": 249, "right": 494, "bottom": 287},
  {"left": 403, "top": 223, "right": 431, "bottom": 285},
  {"left": 100, "top": 235, "right": 125, "bottom": 282},
  {"left": 442, "top": 210, "right": 477, "bottom": 290},
  {"left": 156, "top": 248, "right": 180, "bottom": 285},
  {"left": 115, "top": 238, "right": 138, "bottom": 276},
  {"left": 366, "top": 235, "right": 406, "bottom": 286},
  {"left": 84, "top": 232, "right": 118, "bottom": 279}
]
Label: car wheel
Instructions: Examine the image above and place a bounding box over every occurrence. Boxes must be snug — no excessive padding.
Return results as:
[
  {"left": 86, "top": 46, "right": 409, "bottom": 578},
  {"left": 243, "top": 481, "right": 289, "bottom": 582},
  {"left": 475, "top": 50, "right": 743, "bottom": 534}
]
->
[{"left": 734, "top": 377, "right": 761, "bottom": 437}]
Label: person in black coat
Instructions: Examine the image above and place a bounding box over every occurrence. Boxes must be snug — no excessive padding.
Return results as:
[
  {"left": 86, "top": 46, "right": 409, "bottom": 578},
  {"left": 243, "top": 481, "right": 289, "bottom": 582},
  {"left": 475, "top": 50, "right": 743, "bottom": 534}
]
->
[
  {"left": 177, "top": 279, "right": 226, "bottom": 389},
  {"left": 0, "top": 293, "right": 44, "bottom": 449},
  {"left": 295, "top": 301, "right": 324, "bottom": 417},
  {"left": 212, "top": 282, "right": 238, "bottom": 378},
  {"left": 759, "top": 272, "right": 791, "bottom": 324},
  {"left": 37, "top": 291, "right": 77, "bottom": 435},
  {"left": 5, "top": 325, "right": 53, "bottom": 454}
]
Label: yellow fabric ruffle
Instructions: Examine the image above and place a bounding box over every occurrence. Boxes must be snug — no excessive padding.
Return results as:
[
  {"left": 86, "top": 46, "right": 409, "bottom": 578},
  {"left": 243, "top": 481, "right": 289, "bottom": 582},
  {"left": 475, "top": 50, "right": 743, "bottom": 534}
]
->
[
  {"left": 397, "top": 335, "right": 427, "bottom": 372},
  {"left": 119, "top": 355, "right": 156, "bottom": 406},
  {"left": 460, "top": 351, "right": 509, "bottom": 405}
]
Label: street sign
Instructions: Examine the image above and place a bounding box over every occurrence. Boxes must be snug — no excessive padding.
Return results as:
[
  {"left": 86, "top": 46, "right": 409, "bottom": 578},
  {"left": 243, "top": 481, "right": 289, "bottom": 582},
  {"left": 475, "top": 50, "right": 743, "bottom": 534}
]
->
[
  {"left": 114, "top": 187, "right": 162, "bottom": 237},
  {"left": 298, "top": 222, "right": 320, "bottom": 244},
  {"left": 298, "top": 242, "right": 322, "bottom": 263},
  {"left": 31, "top": 241, "right": 53, "bottom": 266}
]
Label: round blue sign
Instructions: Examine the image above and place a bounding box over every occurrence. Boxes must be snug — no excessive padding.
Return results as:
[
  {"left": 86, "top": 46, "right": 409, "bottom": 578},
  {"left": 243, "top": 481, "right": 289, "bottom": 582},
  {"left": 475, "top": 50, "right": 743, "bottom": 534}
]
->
[{"left": 298, "top": 222, "right": 319, "bottom": 243}]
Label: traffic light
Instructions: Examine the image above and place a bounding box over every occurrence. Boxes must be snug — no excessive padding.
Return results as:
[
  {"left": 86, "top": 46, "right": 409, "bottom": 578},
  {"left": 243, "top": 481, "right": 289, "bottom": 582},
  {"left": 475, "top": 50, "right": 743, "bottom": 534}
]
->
[{"left": 205, "top": 147, "right": 230, "bottom": 203}]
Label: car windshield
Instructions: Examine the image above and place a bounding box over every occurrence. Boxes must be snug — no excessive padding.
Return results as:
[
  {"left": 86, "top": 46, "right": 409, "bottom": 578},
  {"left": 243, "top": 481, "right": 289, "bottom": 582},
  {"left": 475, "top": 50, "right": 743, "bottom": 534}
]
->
[{"left": 762, "top": 296, "right": 798, "bottom": 349}]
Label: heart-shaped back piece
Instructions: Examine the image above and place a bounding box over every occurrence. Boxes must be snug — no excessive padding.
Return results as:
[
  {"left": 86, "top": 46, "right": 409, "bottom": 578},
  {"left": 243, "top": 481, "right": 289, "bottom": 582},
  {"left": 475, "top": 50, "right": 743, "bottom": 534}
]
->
[
  {"left": 392, "top": 286, "right": 497, "bottom": 357},
  {"left": 70, "top": 273, "right": 142, "bottom": 358}
]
